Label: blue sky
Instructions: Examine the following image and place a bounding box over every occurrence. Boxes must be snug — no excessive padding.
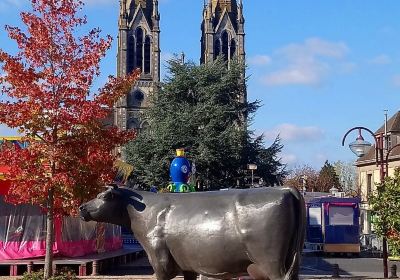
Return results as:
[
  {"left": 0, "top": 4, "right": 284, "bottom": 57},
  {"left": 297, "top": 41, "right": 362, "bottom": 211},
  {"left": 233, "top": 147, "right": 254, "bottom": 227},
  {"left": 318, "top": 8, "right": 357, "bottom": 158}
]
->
[{"left": 1, "top": 0, "right": 400, "bottom": 170}]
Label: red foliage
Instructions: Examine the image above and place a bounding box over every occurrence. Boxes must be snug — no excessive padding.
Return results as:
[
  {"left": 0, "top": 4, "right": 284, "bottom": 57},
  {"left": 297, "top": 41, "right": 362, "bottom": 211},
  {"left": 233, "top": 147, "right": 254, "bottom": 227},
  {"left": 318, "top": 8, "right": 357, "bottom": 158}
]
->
[{"left": 0, "top": 0, "right": 138, "bottom": 215}]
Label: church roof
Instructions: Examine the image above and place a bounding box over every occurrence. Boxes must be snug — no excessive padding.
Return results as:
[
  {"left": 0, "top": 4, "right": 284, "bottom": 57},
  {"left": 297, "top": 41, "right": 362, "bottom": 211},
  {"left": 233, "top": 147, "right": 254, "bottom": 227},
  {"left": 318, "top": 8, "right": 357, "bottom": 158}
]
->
[{"left": 125, "top": 0, "right": 154, "bottom": 26}]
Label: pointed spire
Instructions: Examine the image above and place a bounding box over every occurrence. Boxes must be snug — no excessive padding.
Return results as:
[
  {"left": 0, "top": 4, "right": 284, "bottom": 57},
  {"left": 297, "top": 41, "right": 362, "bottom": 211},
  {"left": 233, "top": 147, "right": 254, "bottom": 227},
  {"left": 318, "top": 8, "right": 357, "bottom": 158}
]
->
[
  {"left": 119, "top": 0, "right": 128, "bottom": 28},
  {"left": 238, "top": 0, "right": 244, "bottom": 24},
  {"left": 207, "top": 0, "right": 212, "bottom": 19},
  {"left": 152, "top": 0, "right": 160, "bottom": 20}
]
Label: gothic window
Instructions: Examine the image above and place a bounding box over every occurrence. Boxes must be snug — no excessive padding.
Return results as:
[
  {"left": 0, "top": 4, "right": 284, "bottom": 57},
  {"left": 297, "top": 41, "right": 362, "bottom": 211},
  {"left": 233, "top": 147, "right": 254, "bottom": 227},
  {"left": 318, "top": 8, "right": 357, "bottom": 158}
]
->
[
  {"left": 127, "top": 90, "right": 145, "bottom": 108},
  {"left": 127, "top": 35, "right": 135, "bottom": 74},
  {"left": 141, "top": 121, "right": 149, "bottom": 132},
  {"left": 135, "top": 27, "right": 144, "bottom": 72},
  {"left": 221, "top": 31, "right": 229, "bottom": 61},
  {"left": 214, "top": 39, "right": 221, "bottom": 58},
  {"left": 144, "top": 36, "right": 151, "bottom": 74},
  {"left": 230, "top": 39, "right": 236, "bottom": 60}
]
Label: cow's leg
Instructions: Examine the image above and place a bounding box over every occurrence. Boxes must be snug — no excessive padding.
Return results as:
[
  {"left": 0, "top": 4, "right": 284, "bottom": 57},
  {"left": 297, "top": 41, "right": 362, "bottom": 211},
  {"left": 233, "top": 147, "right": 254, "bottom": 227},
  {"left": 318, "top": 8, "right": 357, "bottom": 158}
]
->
[
  {"left": 247, "top": 264, "right": 269, "bottom": 280},
  {"left": 183, "top": 271, "right": 198, "bottom": 280}
]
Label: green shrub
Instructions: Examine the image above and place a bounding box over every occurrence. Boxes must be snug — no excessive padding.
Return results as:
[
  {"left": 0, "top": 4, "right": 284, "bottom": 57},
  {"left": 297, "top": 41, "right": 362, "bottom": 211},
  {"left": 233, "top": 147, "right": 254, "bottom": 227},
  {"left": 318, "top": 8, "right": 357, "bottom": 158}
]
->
[{"left": 20, "top": 269, "right": 77, "bottom": 280}]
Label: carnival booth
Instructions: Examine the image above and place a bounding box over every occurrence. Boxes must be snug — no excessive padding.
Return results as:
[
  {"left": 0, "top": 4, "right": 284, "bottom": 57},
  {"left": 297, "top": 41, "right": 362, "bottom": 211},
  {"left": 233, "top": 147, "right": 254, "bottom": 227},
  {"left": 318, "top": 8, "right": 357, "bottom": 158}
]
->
[
  {"left": 306, "top": 196, "right": 360, "bottom": 254},
  {"left": 0, "top": 137, "right": 122, "bottom": 260}
]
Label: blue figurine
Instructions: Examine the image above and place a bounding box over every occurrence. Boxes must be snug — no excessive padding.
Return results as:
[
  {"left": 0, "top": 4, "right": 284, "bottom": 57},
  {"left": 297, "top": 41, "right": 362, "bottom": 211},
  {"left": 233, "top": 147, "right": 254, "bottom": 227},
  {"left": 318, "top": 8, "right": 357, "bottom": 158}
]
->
[{"left": 168, "top": 149, "right": 194, "bottom": 192}]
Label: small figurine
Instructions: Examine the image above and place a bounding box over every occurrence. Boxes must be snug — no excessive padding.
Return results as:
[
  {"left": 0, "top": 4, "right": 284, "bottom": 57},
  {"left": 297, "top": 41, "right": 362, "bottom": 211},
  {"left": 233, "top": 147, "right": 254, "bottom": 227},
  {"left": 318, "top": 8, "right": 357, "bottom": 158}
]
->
[{"left": 167, "top": 149, "right": 195, "bottom": 192}]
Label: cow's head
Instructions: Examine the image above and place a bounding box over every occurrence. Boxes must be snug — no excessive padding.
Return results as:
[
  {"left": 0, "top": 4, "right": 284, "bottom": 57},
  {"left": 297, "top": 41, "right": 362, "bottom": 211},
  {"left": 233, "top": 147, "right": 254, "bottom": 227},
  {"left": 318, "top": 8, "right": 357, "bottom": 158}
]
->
[{"left": 79, "top": 185, "right": 145, "bottom": 228}]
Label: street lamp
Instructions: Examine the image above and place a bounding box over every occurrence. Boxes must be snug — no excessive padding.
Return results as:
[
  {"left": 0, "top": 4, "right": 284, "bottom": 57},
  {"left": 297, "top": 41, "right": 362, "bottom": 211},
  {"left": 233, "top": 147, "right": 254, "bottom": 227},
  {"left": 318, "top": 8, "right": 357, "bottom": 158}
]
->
[
  {"left": 342, "top": 126, "right": 388, "bottom": 278},
  {"left": 247, "top": 164, "right": 257, "bottom": 187}
]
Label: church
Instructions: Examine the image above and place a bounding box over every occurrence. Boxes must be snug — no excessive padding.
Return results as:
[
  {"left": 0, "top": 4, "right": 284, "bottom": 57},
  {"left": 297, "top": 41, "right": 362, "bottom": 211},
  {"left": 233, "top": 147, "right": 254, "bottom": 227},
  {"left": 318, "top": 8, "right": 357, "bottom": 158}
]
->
[{"left": 113, "top": 0, "right": 246, "bottom": 132}]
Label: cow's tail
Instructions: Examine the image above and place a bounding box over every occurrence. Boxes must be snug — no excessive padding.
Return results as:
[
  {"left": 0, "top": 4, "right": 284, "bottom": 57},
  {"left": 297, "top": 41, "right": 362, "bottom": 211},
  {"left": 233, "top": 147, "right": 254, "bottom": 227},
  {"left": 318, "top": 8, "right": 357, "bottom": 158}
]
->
[{"left": 284, "top": 187, "right": 306, "bottom": 280}]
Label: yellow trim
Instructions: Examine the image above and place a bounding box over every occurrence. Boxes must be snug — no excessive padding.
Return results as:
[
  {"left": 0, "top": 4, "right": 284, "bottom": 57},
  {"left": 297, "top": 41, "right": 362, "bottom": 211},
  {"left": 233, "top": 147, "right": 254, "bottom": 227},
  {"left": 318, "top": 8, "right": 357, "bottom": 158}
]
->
[
  {"left": 324, "top": 244, "right": 360, "bottom": 253},
  {"left": 0, "top": 136, "right": 23, "bottom": 141}
]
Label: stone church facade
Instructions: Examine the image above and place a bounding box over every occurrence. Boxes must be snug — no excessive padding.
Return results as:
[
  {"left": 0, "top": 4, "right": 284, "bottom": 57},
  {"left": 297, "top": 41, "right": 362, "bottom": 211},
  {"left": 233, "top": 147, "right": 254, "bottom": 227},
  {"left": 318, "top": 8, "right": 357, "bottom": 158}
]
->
[{"left": 114, "top": 0, "right": 246, "bottom": 131}]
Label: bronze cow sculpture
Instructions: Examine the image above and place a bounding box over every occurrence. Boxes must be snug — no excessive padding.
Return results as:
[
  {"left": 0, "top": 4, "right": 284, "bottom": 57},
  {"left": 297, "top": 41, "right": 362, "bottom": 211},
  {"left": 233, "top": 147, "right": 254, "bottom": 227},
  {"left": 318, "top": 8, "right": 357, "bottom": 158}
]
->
[{"left": 79, "top": 186, "right": 305, "bottom": 280}]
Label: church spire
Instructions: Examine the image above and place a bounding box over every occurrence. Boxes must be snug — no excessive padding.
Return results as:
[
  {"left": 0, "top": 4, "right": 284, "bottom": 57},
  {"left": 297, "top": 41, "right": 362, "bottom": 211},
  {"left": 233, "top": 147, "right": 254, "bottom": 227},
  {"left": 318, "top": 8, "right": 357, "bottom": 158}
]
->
[
  {"left": 119, "top": 0, "right": 128, "bottom": 29},
  {"left": 152, "top": 0, "right": 160, "bottom": 21}
]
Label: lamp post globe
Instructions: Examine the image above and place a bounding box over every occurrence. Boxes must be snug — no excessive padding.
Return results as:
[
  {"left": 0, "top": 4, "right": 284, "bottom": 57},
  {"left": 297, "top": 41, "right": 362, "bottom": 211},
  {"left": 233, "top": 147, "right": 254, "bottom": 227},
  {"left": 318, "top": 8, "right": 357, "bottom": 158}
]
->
[{"left": 349, "top": 130, "right": 372, "bottom": 158}]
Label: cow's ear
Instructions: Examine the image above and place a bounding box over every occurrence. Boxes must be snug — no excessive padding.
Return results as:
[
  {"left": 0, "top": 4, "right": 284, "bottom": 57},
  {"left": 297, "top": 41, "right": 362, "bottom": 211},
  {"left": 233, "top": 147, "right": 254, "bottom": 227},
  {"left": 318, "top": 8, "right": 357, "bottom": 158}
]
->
[{"left": 103, "top": 190, "right": 114, "bottom": 201}]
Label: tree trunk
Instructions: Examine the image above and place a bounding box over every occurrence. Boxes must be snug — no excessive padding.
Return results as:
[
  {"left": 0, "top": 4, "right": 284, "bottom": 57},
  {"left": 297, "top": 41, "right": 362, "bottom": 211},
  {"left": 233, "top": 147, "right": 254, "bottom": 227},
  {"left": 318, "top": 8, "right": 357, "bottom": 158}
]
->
[{"left": 44, "top": 188, "right": 54, "bottom": 279}]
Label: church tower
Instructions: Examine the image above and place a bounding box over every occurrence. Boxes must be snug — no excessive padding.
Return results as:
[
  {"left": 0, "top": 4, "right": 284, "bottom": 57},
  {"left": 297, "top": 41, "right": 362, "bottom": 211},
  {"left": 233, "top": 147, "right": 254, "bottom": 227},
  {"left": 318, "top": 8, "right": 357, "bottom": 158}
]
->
[
  {"left": 201, "top": 0, "right": 246, "bottom": 106},
  {"left": 115, "top": 0, "right": 161, "bottom": 131},
  {"left": 201, "top": 0, "right": 245, "bottom": 65}
]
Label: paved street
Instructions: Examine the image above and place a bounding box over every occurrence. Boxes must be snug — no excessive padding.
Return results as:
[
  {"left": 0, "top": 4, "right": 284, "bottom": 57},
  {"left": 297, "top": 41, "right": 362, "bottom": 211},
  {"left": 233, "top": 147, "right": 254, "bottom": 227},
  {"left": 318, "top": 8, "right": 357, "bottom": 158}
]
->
[
  {"left": 105, "top": 254, "right": 395, "bottom": 279},
  {"left": 301, "top": 256, "right": 386, "bottom": 278}
]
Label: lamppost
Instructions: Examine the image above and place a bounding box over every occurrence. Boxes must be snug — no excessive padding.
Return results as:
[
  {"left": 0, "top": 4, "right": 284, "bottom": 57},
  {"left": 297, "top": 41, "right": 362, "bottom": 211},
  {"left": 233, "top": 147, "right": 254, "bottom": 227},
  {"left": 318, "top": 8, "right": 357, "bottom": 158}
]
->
[
  {"left": 247, "top": 164, "right": 257, "bottom": 187},
  {"left": 342, "top": 126, "right": 388, "bottom": 278}
]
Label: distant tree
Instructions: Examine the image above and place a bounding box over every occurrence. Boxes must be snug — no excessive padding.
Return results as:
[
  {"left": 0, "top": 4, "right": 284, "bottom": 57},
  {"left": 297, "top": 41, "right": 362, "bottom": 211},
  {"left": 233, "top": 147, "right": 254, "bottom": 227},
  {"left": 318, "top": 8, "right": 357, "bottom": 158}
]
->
[
  {"left": 369, "top": 168, "right": 400, "bottom": 256},
  {"left": 333, "top": 160, "right": 359, "bottom": 196},
  {"left": 283, "top": 165, "right": 319, "bottom": 192},
  {"left": 126, "top": 57, "right": 286, "bottom": 189},
  {"left": 0, "top": 0, "right": 137, "bottom": 278},
  {"left": 317, "top": 160, "right": 341, "bottom": 192}
]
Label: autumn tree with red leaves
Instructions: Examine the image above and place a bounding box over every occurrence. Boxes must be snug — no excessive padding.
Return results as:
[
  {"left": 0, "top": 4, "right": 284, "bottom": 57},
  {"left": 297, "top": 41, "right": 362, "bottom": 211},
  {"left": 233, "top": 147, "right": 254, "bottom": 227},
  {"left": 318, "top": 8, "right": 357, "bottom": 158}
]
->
[{"left": 0, "top": 0, "right": 138, "bottom": 278}]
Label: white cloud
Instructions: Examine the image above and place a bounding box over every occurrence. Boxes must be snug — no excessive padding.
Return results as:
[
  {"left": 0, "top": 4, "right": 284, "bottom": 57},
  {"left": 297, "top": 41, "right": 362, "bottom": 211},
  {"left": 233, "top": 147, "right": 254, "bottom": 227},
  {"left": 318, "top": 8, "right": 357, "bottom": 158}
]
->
[
  {"left": 393, "top": 75, "right": 400, "bottom": 87},
  {"left": 280, "top": 153, "right": 298, "bottom": 165},
  {"left": 263, "top": 123, "right": 324, "bottom": 142},
  {"left": 261, "top": 38, "right": 349, "bottom": 86},
  {"left": 248, "top": 55, "right": 271, "bottom": 66},
  {"left": 262, "top": 63, "right": 326, "bottom": 86},
  {"left": 368, "top": 54, "right": 391, "bottom": 65},
  {"left": 0, "top": 0, "right": 27, "bottom": 12}
]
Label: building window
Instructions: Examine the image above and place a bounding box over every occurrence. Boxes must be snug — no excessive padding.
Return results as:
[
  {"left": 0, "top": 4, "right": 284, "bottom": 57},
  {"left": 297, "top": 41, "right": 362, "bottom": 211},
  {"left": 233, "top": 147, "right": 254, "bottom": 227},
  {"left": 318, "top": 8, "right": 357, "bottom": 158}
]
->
[
  {"left": 127, "top": 35, "right": 135, "bottom": 74},
  {"left": 127, "top": 118, "right": 139, "bottom": 130},
  {"left": 230, "top": 39, "right": 236, "bottom": 60},
  {"left": 144, "top": 36, "right": 151, "bottom": 74},
  {"left": 221, "top": 31, "right": 229, "bottom": 61},
  {"left": 214, "top": 39, "right": 221, "bottom": 58},
  {"left": 135, "top": 27, "right": 144, "bottom": 72},
  {"left": 127, "top": 90, "right": 144, "bottom": 108}
]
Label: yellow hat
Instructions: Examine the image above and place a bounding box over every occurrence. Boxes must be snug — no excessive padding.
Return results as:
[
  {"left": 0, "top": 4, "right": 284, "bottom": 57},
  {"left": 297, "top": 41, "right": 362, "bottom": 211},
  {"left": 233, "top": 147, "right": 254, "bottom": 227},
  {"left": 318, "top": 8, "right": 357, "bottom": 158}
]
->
[{"left": 176, "top": 148, "right": 185, "bottom": 157}]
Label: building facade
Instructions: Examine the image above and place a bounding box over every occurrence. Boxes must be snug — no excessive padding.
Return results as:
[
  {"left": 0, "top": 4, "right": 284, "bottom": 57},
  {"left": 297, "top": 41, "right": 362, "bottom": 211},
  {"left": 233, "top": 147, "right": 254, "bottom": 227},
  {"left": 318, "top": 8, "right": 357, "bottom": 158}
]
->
[
  {"left": 356, "top": 111, "right": 400, "bottom": 235},
  {"left": 114, "top": 0, "right": 161, "bottom": 131}
]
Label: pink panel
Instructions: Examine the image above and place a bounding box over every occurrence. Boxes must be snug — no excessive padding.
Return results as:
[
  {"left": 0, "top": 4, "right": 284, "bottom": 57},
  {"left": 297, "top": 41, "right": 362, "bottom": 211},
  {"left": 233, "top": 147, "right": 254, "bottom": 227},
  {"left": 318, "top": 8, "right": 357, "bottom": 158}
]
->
[{"left": 0, "top": 240, "right": 58, "bottom": 260}]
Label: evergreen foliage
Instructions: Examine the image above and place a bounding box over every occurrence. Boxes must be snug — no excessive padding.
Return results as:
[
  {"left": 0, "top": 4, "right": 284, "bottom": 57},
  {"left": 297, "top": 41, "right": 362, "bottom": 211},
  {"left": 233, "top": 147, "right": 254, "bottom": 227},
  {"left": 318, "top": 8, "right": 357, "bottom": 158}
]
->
[
  {"left": 369, "top": 169, "right": 400, "bottom": 256},
  {"left": 126, "top": 57, "right": 286, "bottom": 189},
  {"left": 317, "top": 160, "right": 341, "bottom": 192}
]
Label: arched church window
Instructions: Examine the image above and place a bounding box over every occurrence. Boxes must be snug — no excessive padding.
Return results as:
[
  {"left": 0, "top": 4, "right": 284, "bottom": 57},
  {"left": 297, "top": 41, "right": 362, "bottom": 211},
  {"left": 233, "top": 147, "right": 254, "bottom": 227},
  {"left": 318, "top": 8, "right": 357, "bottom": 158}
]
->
[
  {"left": 144, "top": 36, "right": 151, "bottom": 74},
  {"left": 221, "top": 31, "right": 229, "bottom": 61},
  {"left": 127, "top": 90, "right": 145, "bottom": 107},
  {"left": 140, "top": 121, "right": 149, "bottom": 132},
  {"left": 230, "top": 39, "right": 236, "bottom": 60},
  {"left": 127, "top": 35, "right": 135, "bottom": 74},
  {"left": 214, "top": 39, "right": 221, "bottom": 59},
  {"left": 135, "top": 27, "right": 144, "bottom": 72}
]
